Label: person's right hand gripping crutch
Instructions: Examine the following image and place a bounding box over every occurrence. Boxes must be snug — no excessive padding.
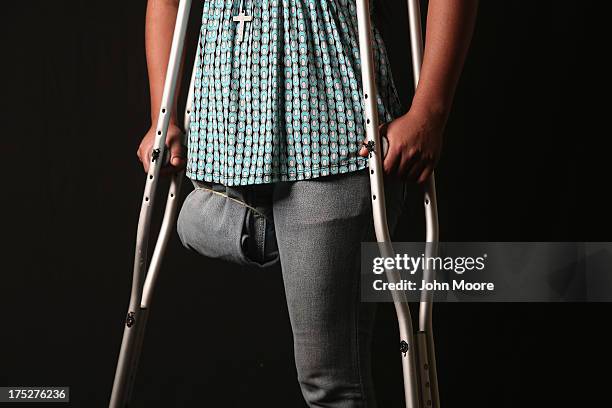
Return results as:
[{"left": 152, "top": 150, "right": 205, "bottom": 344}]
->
[{"left": 136, "top": 123, "right": 186, "bottom": 177}]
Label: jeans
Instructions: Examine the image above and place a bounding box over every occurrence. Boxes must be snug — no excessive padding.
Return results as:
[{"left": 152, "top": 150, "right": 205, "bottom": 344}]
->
[{"left": 177, "top": 168, "right": 408, "bottom": 407}]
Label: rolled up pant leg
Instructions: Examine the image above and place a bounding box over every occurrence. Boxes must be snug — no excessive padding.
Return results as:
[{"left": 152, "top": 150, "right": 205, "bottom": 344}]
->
[
  {"left": 272, "top": 169, "right": 407, "bottom": 408},
  {"left": 177, "top": 180, "right": 279, "bottom": 269}
]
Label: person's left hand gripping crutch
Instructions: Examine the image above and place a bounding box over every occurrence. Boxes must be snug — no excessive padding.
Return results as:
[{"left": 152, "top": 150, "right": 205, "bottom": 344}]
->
[
  {"left": 358, "top": 0, "right": 479, "bottom": 185},
  {"left": 359, "top": 107, "right": 445, "bottom": 185}
]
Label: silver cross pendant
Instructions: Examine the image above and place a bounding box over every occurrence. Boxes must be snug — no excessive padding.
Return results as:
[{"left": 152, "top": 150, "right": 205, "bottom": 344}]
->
[{"left": 233, "top": 0, "right": 253, "bottom": 43}]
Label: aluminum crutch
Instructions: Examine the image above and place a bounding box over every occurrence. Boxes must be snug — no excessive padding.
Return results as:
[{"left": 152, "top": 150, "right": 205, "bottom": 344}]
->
[
  {"left": 109, "top": 0, "right": 196, "bottom": 406},
  {"left": 355, "top": 0, "right": 440, "bottom": 407}
]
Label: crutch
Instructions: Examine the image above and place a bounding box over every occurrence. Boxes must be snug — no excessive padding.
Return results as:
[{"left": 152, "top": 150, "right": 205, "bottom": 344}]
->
[
  {"left": 356, "top": 0, "right": 440, "bottom": 407},
  {"left": 108, "top": 1, "right": 196, "bottom": 406},
  {"left": 109, "top": 0, "right": 439, "bottom": 407}
]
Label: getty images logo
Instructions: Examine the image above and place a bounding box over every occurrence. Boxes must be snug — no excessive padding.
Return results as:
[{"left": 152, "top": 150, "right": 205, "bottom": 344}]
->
[{"left": 372, "top": 253, "right": 488, "bottom": 275}]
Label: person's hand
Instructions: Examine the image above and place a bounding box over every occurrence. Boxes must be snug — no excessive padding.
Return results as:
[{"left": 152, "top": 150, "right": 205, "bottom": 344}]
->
[
  {"left": 136, "top": 123, "right": 186, "bottom": 176},
  {"left": 359, "top": 107, "right": 446, "bottom": 184}
]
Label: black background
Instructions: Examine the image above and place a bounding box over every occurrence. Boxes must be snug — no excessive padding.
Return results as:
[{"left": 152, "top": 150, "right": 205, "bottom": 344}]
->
[{"left": 1, "top": 1, "right": 609, "bottom": 407}]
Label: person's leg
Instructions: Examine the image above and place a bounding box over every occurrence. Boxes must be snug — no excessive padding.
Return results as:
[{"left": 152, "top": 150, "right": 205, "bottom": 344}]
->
[
  {"left": 176, "top": 179, "right": 280, "bottom": 269},
  {"left": 272, "top": 168, "right": 407, "bottom": 407}
]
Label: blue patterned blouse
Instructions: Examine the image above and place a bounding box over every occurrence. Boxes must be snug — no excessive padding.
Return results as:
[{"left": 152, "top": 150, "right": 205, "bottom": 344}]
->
[{"left": 186, "top": 0, "right": 404, "bottom": 186}]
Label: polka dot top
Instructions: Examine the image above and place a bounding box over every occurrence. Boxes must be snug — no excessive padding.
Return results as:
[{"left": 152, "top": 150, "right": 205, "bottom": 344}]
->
[{"left": 186, "top": 0, "right": 404, "bottom": 186}]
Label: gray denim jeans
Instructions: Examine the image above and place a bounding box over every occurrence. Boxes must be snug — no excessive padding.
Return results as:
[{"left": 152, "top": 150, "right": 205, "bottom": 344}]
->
[{"left": 177, "top": 168, "right": 408, "bottom": 407}]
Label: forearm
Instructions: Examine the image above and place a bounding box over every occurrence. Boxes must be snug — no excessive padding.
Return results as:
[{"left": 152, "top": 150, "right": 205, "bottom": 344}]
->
[
  {"left": 410, "top": 0, "right": 479, "bottom": 119},
  {"left": 145, "top": 0, "right": 184, "bottom": 127}
]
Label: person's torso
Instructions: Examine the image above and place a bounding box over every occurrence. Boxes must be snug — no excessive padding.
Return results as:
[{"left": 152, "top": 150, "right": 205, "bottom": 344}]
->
[{"left": 186, "top": 0, "right": 404, "bottom": 186}]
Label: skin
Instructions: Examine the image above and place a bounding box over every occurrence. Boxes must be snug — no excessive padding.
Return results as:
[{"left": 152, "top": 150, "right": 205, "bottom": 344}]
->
[
  {"left": 359, "top": 0, "right": 479, "bottom": 184},
  {"left": 137, "top": 0, "right": 479, "bottom": 182},
  {"left": 137, "top": 0, "right": 186, "bottom": 176}
]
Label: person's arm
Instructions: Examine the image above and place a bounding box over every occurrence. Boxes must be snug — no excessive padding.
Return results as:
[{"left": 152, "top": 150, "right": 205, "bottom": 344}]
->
[
  {"left": 412, "top": 0, "right": 479, "bottom": 122},
  {"left": 360, "top": 0, "right": 479, "bottom": 184},
  {"left": 137, "top": 0, "right": 186, "bottom": 175}
]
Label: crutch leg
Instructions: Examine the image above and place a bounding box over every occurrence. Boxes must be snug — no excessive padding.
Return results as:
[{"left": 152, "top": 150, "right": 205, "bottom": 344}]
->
[
  {"left": 355, "top": 0, "right": 440, "bottom": 407},
  {"left": 407, "top": 0, "right": 441, "bottom": 405},
  {"left": 108, "top": 1, "right": 195, "bottom": 407},
  {"left": 418, "top": 178, "right": 440, "bottom": 408}
]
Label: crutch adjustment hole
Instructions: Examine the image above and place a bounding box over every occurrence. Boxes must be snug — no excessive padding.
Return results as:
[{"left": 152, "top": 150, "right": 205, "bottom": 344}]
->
[
  {"left": 366, "top": 118, "right": 370, "bottom": 124},
  {"left": 364, "top": 93, "right": 368, "bottom": 99},
  {"left": 425, "top": 198, "right": 430, "bottom": 205},
  {"left": 372, "top": 195, "right": 376, "bottom": 200},
  {"left": 170, "top": 193, "right": 175, "bottom": 198},
  {"left": 157, "top": 131, "right": 162, "bottom": 135},
  {"left": 145, "top": 197, "right": 149, "bottom": 201},
  {"left": 162, "top": 108, "right": 166, "bottom": 114},
  {"left": 370, "top": 169, "right": 374, "bottom": 174},
  {"left": 149, "top": 175, "right": 153, "bottom": 180}
]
